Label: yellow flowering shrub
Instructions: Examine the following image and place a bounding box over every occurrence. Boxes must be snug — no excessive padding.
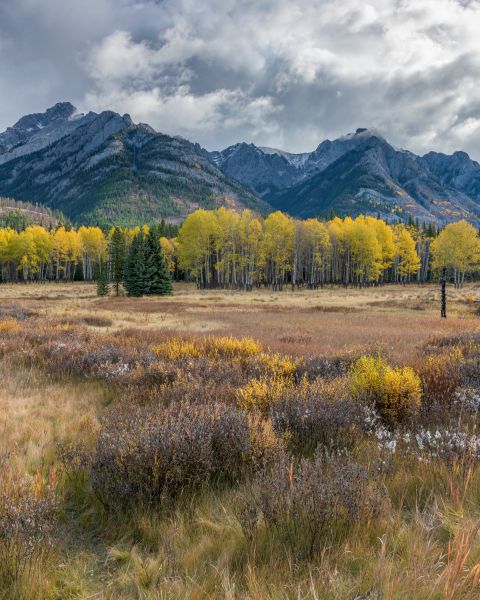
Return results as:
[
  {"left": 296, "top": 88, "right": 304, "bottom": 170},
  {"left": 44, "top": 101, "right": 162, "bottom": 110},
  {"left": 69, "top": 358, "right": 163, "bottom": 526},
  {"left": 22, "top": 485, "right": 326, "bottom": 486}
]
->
[
  {"left": 256, "top": 352, "right": 303, "bottom": 381},
  {"left": 237, "top": 375, "right": 293, "bottom": 414},
  {"left": 153, "top": 338, "right": 201, "bottom": 360},
  {"left": 202, "top": 336, "right": 262, "bottom": 359},
  {"left": 0, "top": 319, "right": 20, "bottom": 333},
  {"left": 153, "top": 335, "right": 262, "bottom": 361},
  {"left": 350, "top": 355, "right": 422, "bottom": 426}
]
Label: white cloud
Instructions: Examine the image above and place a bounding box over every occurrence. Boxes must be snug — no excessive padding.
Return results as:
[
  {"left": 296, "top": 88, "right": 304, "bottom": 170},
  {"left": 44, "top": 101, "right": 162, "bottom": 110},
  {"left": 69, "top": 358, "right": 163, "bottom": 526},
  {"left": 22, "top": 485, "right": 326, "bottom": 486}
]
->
[{"left": 2, "top": 0, "right": 480, "bottom": 157}]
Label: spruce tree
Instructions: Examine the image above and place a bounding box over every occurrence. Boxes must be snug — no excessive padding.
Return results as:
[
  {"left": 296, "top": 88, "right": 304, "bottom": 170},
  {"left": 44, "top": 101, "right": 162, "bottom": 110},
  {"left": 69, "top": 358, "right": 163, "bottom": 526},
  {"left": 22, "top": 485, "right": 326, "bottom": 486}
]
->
[
  {"left": 144, "top": 227, "right": 173, "bottom": 295},
  {"left": 109, "top": 227, "right": 126, "bottom": 296},
  {"left": 123, "top": 231, "right": 147, "bottom": 296},
  {"left": 96, "top": 260, "right": 110, "bottom": 296}
]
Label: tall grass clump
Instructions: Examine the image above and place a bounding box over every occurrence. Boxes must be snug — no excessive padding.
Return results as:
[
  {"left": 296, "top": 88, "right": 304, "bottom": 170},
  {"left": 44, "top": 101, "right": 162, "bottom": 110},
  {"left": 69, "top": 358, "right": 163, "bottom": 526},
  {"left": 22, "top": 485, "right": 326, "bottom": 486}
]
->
[
  {"left": 417, "top": 353, "right": 461, "bottom": 410},
  {"left": 0, "top": 463, "right": 58, "bottom": 599}
]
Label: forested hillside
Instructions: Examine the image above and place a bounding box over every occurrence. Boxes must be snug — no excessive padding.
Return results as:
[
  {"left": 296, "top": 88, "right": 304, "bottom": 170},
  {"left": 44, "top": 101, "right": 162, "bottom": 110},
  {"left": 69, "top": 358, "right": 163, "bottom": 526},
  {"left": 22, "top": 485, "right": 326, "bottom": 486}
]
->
[{"left": 0, "top": 197, "right": 65, "bottom": 229}]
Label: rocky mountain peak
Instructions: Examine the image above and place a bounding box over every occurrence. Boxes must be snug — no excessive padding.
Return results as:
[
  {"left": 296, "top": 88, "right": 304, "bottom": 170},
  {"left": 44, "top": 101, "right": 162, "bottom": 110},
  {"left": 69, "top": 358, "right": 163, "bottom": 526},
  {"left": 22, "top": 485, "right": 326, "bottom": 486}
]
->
[{"left": 12, "top": 102, "right": 78, "bottom": 132}]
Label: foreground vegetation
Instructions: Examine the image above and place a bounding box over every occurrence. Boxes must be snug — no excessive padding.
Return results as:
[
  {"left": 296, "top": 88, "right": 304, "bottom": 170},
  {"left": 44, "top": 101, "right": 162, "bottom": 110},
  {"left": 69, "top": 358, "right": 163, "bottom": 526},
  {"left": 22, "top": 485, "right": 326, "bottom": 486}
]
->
[{"left": 1, "top": 282, "right": 480, "bottom": 598}]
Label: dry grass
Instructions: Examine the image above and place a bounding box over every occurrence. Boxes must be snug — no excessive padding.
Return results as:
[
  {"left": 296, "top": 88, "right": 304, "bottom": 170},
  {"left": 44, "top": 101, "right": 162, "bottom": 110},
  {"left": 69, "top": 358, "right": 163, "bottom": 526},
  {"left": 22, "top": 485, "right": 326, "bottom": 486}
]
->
[
  {"left": 1, "top": 281, "right": 478, "bottom": 362},
  {"left": 1, "top": 281, "right": 480, "bottom": 598}
]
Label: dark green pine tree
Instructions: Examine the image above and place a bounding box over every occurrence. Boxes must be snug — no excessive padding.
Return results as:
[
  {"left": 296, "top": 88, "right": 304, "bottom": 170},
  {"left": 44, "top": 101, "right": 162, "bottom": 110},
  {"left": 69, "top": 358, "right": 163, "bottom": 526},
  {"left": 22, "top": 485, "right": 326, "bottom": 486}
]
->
[
  {"left": 123, "top": 231, "right": 147, "bottom": 296},
  {"left": 109, "top": 227, "right": 126, "bottom": 296},
  {"left": 96, "top": 260, "right": 110, "bottom": 296},
  {"left": 144, "top": 227, "right": 173, "bottom": 295}
]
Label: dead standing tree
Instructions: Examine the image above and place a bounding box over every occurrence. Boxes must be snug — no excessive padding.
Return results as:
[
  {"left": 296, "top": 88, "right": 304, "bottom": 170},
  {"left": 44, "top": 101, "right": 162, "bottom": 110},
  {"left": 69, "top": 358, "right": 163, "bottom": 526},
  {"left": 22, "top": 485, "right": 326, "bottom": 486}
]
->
[{"left": 440, "top": 267, "right": 447, "bottom": 318}]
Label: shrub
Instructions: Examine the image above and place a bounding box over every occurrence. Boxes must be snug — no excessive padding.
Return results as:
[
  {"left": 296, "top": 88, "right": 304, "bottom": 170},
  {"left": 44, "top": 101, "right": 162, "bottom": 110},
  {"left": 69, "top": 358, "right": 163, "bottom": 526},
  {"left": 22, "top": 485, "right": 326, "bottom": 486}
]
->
[
  {"left": 247, "top": 414, "right": 285, "bottom": 467},
  {"left": 76, "top": 401, "right": 251, "bottom": 507},
  {"left": 237, "top": 375, "right": 293, "bottom": 414},
  {"left": 350, "top": 355, "right": 422, "bottom": 427},
  {"left": 270, "top": 381, "right": 362, "bottom": 453},
  {"left": 153, "top": 338, "right": 201, "bottom": 360},
  {"left": 461, "top": 357, "right": 480, "bottom": 390},
  {"left": 0, "top": 306, "right": 32, "bottom": 320},
  {"left": 297, "top": 354, "right": 353, "bottom": 380},
  {"left": 0, "top": 463, "right": 58, "bottom": 597},
  {"left": 417, "top": 354, "right": 461, "bottom": 410},
  {"left": 153, "top": 335, "right": 262, "bottom": 361},
  {"left": 250, "top": 352, "right": 302, "bottom": 381},
  {"left": 0, "top": 319, "right": 20, "bottom": 334},
  {"left": 246, "top": 449, "right": 386, "bottom": 557},
  {"left": 82, "top": 316, "right": 113, "bottom": 328}
]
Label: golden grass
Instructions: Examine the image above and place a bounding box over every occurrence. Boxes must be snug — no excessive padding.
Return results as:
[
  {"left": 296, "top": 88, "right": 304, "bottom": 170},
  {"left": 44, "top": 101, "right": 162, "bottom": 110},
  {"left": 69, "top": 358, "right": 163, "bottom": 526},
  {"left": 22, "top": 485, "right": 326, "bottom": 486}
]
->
[{"left": 0, "top": 359, "right": 108, "bottom": 470}]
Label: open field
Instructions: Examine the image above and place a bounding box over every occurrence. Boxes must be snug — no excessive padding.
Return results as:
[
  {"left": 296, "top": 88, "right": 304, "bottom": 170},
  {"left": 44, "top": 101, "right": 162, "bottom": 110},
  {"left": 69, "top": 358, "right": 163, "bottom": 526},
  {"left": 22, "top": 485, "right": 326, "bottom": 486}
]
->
[
  {"left": 1, "top": 281, "right": 479, "bottom": 360},
  {"left": 1, "top": 282, "right": 480, "bottom": 599}
]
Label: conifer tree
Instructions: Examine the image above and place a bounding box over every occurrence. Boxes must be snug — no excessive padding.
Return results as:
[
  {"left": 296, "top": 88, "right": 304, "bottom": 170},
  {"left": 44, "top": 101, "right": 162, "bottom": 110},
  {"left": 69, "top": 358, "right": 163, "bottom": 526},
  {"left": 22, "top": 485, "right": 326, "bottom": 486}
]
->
[
  {"left": 144, "top": 226, "right": 173, "bottom": 295},
  {"left": 123, "top": 231, "right": 147, "bottom": 296},
  {"left": 109, "top": 227, "right": 126, "bottom": 296},
  {"left": 96, "top": 260, "right": 109, "bottom": 296}
]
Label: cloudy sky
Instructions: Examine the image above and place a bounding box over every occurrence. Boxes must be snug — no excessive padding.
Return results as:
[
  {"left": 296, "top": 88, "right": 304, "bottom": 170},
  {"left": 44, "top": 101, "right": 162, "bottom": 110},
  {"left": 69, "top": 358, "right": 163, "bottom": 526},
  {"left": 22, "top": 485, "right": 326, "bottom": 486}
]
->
[{"left": 1, "top": 0, "right": 480, "bottom": 156}]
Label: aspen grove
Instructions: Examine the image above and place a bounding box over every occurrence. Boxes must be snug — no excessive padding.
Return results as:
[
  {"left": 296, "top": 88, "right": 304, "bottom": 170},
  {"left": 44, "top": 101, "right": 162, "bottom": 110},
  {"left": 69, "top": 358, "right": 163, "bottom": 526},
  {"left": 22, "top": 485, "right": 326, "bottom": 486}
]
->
[{"left": 0, "top": 209, "right": 479, "bottom": 288}]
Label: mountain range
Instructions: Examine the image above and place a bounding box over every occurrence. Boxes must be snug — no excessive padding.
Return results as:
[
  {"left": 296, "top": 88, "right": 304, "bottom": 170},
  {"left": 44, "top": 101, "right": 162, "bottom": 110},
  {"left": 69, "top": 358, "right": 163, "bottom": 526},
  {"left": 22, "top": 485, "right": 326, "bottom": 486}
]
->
[
  {"left": 1, "top": 103, "right": 480, "bottom": 226},
  {"left": 0, "top": 103, "right": 267, "bottom": 226},
  {"left": 212, "top": 129, "right": 480, "bottom": 225}
]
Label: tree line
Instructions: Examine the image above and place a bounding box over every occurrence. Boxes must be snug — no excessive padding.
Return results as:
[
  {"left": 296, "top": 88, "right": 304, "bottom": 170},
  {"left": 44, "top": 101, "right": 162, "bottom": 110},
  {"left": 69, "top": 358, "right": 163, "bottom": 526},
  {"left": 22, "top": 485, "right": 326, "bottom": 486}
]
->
[
  {"left": 0, "top": 223, "right": 174, "bottom": 296},
  {"left": 0, "top": 208, "right": 479, "bottom": 290},
  {"left": 176, "top": 209, "right": 480, "bottom": 289}
]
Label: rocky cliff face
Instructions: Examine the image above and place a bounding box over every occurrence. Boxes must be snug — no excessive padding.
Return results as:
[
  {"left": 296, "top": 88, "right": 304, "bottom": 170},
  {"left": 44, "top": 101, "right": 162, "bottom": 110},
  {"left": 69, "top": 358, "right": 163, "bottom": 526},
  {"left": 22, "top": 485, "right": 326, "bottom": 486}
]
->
[
  {"left": 0, "top": 104, "right": 269, "bottom": 226},
  {"left": 210, "top": 143, "right": 300, "bottom": 196},
  {"left": 421, "top": 151, "right": 480, "bottom": 202}
]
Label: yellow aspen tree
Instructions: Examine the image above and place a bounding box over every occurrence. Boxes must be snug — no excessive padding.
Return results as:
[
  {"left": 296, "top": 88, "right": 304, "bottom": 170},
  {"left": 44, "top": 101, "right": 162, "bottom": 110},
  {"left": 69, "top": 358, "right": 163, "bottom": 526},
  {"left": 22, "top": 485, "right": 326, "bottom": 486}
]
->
[
  {"left": 263, "top": 211, "right": 294, "bottom": 290},
  {"left": 431, "top": 220, "right": 480, "bottom": 287},
  {"left": 160, "top": 237, "right": 176, "bottom": 273},
  {"left": 393, "top": 224, "right": 421, "bottom": 282},
  {"left": 177, "top": 209, "right": 219, "bottom": 287}
]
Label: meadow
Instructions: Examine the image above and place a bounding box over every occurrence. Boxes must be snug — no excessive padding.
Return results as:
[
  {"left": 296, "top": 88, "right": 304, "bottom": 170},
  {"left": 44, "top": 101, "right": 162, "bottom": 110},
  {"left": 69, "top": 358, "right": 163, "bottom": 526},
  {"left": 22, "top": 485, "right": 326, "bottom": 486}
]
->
[{"left": 1, "top": 281, "right": 480, "bottom": 599}]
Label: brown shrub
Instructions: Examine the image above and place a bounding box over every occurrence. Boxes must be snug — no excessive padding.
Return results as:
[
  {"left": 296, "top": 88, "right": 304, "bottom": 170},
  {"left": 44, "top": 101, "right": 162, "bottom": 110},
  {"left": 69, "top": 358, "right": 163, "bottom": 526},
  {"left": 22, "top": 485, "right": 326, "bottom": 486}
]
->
[
  {"left": 73, "top": 401, "right": 252, "bottom": 507},
  {"left": 270, "top": 381, "right": 362, "bottom": 453},
  {"left": 82, "top": 316, "right": 113, "bottom": 327},
  {"left": 416, "top": 354, "right": 461, "bottom": 410},
  {"left": 245, "top": 449, "right": 386, "bottom": 557}
]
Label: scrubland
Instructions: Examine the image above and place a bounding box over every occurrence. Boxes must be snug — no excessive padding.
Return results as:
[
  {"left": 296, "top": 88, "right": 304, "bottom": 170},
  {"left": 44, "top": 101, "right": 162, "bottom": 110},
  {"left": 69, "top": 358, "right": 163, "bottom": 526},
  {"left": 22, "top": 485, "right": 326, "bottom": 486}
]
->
[{"left": 1, "top": 282, "right": 480, "bottom": 599}]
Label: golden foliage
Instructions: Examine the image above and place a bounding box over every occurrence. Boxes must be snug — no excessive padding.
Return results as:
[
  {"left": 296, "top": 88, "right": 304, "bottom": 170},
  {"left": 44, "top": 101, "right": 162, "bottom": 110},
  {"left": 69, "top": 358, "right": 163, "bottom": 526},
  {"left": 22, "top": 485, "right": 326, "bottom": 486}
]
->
[
  {"left": 153, "top": 335, "right": 263, "bottom": 360},
  {"left": 237, "top": 375, "right": 292, "bottom": 413},
  {"left": 0, "top": 319, "right": 20, "bottom": 333},
  {"left": 350, "top": 355, "right": 422, "bottom": 425}
]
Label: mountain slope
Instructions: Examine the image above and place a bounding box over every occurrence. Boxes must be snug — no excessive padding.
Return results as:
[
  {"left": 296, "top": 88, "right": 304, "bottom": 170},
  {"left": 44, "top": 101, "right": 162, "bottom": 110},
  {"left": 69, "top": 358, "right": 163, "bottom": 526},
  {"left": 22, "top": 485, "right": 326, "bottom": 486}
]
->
[
  {"left": 210, "top": 143, "right": 300, "bottom": 196},
  {"left": 0, "top": 104, "right": 269, "bottom": 226},
  {"left": 213, "top": 129, "right": 480, "bottom": 225},
  {"left": 421, "top": 151, "right": 480, "bottom": 202},
  {"left": 269, "top": 136, "right": 480, "bottom": 223}
]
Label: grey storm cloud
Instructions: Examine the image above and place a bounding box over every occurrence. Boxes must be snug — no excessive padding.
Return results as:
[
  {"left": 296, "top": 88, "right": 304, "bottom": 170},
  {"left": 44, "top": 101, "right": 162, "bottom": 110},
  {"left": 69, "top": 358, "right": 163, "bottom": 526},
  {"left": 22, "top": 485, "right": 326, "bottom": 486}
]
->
[{"left": 1, "top": 0, "right": 480, "bottom": 157}]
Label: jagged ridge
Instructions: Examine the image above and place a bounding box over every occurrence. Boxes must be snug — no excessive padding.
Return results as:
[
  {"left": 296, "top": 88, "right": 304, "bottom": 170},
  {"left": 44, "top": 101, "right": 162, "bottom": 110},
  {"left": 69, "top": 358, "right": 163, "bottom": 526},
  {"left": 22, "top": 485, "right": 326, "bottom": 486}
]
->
[{"left": 212, "top": 129, "right": 480, "bottom": 225}]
